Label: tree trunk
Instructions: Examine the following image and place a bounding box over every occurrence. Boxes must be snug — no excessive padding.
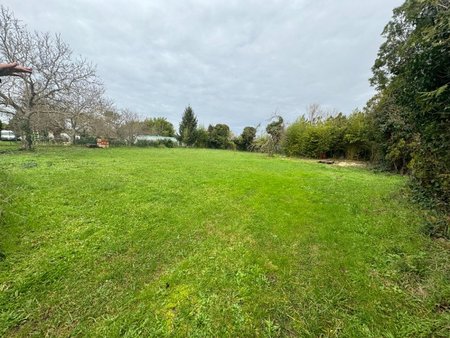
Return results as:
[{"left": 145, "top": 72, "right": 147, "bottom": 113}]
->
[
  {"left": 70, "top": 119, "right": 77, "bottom": 144},
  {"left": 20, "top": 116, "right": 33, "bottom": 150}
]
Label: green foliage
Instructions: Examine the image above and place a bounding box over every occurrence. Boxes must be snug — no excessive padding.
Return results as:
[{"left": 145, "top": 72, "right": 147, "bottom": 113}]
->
[
  {"left": 135, "top": 139, "right": 176, "bottom": 148},
  {"left": 108, "top": 139, "right": 128, "bottom": 147},
  {"left": 370, "top": 0, "right": 450, "bottom": 212},
  {"left": 207, "top": 124, "right": 232, "bottom": 149},
  {"left": 265, "top": 116, "right": 284, "bottom": 155},
  {"left": 235, "top": 126, "right": 257, "bottom": 151},
  {"left": 283, "top": 111, "right": 375, "bottom": 160},
  {"left": 143, "top": 117, "right": 175, "bottom": 137},
  {"left": 344, "top": 112, "right": 376, "bottom": 160},
  {"left": 420, "top": 209, "right": 449, "bottom": 239},
  {"left": 194, "top": 126, "right": 209, "bottom": 148},
  {"left": 178, "top": 106, "right": 198, "bottom": 146},
  {"left": 73, "top": 136, "right": 97, "bottom": 145}
]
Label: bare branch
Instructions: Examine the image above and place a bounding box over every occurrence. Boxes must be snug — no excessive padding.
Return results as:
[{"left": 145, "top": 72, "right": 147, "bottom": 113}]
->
[{"left": 0, "top": 5, "right": 102, "bottom": 149}]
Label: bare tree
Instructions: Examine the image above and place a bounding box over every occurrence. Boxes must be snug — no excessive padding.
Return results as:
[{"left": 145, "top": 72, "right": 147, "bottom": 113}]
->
[
  {"left": 306, "top": 103, "right": 325, "bottom": 124},
  {"left": 0, "top": 6, "right": 98, "bottom": 149},
  {"left": 87, "top": 103, "right": 123, "bottom": 140},
  {"left": 117, "top": 109, "right": 143, "bottom": 144},
  {"left": 26, "top": 108, "right": 66, "bottom": 142},
  {"left": 56, "top": 83, "right": 105, "bottom": 143},
  {"left": 305, "top": 103, "right": 339, "bottom": 124}
]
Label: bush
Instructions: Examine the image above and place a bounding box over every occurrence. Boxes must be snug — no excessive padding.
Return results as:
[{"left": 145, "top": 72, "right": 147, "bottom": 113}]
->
[
  {"left": 283, "top": 112, "right": 375, "bottom": 160},
  {"left": 251, "top": 135, "right": 270, "bottom": 153},
  {"left": 135, "top": 139, "right": 177, "bottom": 148},
  {"left": 74, "top": 136, "right": 97, "bottom": 145},
  {"left": 109, "top": 139, "right": 128, "bottom": 147}
]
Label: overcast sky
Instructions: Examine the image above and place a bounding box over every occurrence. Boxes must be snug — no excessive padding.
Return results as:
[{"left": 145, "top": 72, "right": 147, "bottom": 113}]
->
[{"left": 3, "top": 0, "right": 403, "bottom": 133}]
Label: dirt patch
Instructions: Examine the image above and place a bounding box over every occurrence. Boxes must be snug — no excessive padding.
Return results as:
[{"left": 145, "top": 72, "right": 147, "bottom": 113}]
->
[{"left": 335, "top": 161, "right": 367, "bottom": 168}]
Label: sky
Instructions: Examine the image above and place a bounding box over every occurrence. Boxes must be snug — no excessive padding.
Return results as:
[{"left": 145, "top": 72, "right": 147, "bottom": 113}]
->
[{"left": 2, "top": 0, "right": 403, "bottom": 134}]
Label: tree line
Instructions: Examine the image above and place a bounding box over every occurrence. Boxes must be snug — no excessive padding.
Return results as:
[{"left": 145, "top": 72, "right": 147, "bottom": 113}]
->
[{"left": 171, "top": 104, "right": 375, "bottom": 162}]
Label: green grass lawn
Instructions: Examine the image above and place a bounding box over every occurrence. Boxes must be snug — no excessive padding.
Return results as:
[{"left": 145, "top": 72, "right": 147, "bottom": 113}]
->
[
  {"left": 0, "top": 141, "right": 21, "bottom": 152},
  {"left": 0, "top": 146, "right": 449, "bottom": 337}
]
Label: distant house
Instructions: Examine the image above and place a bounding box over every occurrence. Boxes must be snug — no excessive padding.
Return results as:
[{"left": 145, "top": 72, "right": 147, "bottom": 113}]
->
[{"left": 134, "top": 135, "right": 178, "bottom": 144}]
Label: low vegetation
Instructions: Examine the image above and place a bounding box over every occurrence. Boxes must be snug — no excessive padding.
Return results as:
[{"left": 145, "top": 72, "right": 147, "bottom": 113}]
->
[
  {"left": 283, "top": 110, "right": 375, "bottom": 161},
  {"left": 0, "top": 147, "right": 448, "bottom": 336}
]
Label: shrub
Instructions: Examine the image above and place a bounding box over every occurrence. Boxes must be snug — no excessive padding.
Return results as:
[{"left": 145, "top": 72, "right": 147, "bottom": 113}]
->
[
  {"left": 283, "top": 112, "right": 375, "bottom": 160},
  {"left": 135, "top": 139, "right": 177, "bottom": 148},
  {"left": 74, "top": 136, "right": 97, "bottom": 145},
  {"left": 109, "top": 139, "right": 128, "bottom": 147}
]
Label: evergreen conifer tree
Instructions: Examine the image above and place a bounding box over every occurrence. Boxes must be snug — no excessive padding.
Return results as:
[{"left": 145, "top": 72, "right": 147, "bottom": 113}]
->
[{"left": 178, "top": 106, "right": 198, "bottom": 146}]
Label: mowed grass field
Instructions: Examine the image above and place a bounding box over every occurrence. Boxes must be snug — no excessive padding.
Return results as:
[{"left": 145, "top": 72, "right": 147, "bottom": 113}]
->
[{"left": 0, "top": 146, "right": 449, "bottom": 337}]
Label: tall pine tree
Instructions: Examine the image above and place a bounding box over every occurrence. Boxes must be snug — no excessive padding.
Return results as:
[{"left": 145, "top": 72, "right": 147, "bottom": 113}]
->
[{"left": 178, "top": 106, "right": 198, "bottom": 146}]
